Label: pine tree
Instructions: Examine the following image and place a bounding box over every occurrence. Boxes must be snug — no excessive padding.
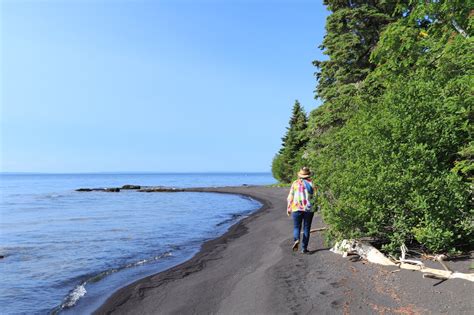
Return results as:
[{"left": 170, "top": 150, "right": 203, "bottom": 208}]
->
[
  {"left": 272, "top": 100, "right": 308, "bottom": 183},
  {"left": 308, "top": 1, "right": 407, "bottom": 150},
  {"left": 314, "top": 1, "right": 399, "bottom": 103}
]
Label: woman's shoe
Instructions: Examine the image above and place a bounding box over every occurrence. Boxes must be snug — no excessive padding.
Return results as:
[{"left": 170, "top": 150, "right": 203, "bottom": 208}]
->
[
  {"left": 292, "top": 240, "right": 299, "bottom": 252},
  {"left": 301, "top": 248, "right": 309, "bottom": 254}
]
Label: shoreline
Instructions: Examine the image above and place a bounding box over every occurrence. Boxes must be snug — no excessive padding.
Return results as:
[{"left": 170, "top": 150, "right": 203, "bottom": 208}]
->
[
  {"left": 92, "top": 186, "right": 275, "bottom": 314},
  {"left": 60, "top": 187, "right": 268, "bottom": 314},
  {"left": 94, "top": 186, "right": 474, "bottom": 315}
]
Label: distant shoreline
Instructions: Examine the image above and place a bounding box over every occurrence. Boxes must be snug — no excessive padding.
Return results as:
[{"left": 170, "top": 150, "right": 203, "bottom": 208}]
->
[{"left": 0, "top": 171, "right": 273, "bottom": 175}]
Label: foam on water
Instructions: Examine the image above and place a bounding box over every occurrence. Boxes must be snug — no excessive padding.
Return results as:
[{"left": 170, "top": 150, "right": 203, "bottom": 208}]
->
[
  {"left": 61, "top": 285, "right": 87, "bottom": 309},
  {"left": 54, "top": 251, "right": 174, "bottom": 312}
]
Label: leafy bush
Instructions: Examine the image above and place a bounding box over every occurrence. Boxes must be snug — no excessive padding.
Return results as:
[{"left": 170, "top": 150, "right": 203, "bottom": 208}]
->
[{"left": 306, "top": 4, "right": 473, "bottom": 253}]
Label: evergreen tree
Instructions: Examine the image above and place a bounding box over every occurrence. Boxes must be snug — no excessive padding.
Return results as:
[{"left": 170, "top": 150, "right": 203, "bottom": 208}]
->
[
  {"left": 306, "top": 1, "right": 409, "bottom": 190},
  {"left": 272, "top": 100, "right": 308, "bottom": 183},
  {"left": 307, "top": 0, "right": 473, "bottom": 252},
  {"left": 310, "top": 1, "right": 405, "bottom": 132}
]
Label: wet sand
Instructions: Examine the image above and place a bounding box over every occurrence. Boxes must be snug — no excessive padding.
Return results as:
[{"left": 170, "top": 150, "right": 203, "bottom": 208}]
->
[{"left": 95, "top": 186, "right": 474, "bottom": 314}]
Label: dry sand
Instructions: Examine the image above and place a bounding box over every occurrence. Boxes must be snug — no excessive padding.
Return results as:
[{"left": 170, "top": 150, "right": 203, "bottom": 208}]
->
[{"left": 95, "top": 186, "right": 474, "bottom": 315}]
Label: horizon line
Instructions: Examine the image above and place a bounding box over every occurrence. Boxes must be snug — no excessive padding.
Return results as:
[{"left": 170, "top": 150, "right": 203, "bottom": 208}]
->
[{"left": 0, "top": 171, "right": 272, "bottom": 175}]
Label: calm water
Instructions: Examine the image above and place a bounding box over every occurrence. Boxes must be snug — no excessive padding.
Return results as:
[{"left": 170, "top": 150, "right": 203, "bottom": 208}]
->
[{"left": 0, "top": 173, "right": 275, "bottom": 314}]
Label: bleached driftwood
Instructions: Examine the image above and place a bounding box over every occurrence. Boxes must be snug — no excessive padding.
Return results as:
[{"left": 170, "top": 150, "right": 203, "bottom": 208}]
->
[
  {"left": 400, "top": 262, "right": 474, "bottom": 282},
  {"left": 330, "top": 239, "right": 474, "bottom": 282},
  {"left": 330, "top": 239, "right": 395, "bottom": 266},
  {"left": 399, "top": 244, "right": 424, "bottom": 267},
  {"left": 397, "top": 246, "right": 474, "bottom": 281}
]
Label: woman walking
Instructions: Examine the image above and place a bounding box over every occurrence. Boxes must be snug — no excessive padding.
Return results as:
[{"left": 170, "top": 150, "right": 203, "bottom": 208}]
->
[{"left": 287, "top": 167, "right": 315, "bottom": 253}]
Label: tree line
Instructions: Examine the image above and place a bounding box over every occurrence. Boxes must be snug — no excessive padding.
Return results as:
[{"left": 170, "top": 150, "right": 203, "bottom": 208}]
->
[{"left": 273, "top": 0, "right": 473, "bottom": 253}]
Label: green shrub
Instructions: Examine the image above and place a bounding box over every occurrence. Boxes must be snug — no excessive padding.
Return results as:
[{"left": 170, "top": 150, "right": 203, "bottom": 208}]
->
[{"left": 309, "top": 17, "right": 473, "bottom": 253}]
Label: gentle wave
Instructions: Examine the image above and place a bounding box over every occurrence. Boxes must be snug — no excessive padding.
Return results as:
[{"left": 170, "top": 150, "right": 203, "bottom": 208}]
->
[
  {"left": 52, "top": 251, "right": 173, "bottom": 313},
  {"left": 61, "top": 284, "right": 87, "bottom": 309},
  {"left": 215, "top": 212, "right": 251, "bottom": 227},
  {"left": 52, "top": 209, "right": 252, "bottom": 313}
]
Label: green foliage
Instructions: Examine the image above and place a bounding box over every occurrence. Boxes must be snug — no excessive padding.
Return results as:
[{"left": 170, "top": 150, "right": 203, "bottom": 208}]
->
[
  {"left": 314, "top": 61, "right": 472, "bottom": 252},
  {"left": 308, "top": 1, "right": 406, "bottom": 182},
  {"left": 314, "top": 4, "right": 394, "bottom": 102},
  {"left": 452, "top": 142, "right": 474, "bottom": 181},
  {"left": 272, "top": 100, "right": 308, "bottom": 183},
  {"left": 271, "top": 153, "right": 289, "bottom": 183},
  {"left": 277, "top": 0, "right": 474, "bottom": 253}
]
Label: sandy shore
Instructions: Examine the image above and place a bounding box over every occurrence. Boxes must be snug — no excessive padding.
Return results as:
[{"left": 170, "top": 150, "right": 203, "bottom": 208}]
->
[{"left": 95, "top": 186, "right": 473, "bottom": 315}]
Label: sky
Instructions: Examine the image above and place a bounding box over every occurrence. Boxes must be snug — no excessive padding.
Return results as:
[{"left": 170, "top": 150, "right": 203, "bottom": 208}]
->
[{"left": 0, "top": 0, "right": 329, "bottom": 173}]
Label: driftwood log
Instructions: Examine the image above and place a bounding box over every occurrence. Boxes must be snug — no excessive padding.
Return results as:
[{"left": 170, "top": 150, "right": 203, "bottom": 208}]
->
[
  {"left": 330, "top": 239, "right": 395, "bottom": 266},
  {"left": 330, "top": 239, "right": 474, "bottom": 282}
]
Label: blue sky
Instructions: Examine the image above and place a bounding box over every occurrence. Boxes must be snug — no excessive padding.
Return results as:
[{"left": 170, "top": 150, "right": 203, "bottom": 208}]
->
[{"left": 1, "top": 0, "right": 328, "bottom": 173}]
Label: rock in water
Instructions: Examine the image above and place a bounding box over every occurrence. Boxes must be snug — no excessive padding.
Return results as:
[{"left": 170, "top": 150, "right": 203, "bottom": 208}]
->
[
  {"left": 121, "top": 185, "right": 141, "bottom": 189},
  {"left": 105, "top": 188, "right": 120, "bottom": 192},
  {"left": 76, "top": 187, "right": 121, "bottom": 192}
]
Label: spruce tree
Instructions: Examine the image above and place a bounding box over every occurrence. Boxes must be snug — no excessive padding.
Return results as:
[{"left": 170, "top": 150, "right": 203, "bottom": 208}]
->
[
  {"left": 308, "top": 1, "right": 407, "bottom": 151},
  {"left": 314, "top": 1, "right": 399, "bottom": 103},
  {"left": 305, "top": 0, "right": 473, "bottom": 252},
  {"left": 272, "top": 100, "right": 308, "bottom": 183}
]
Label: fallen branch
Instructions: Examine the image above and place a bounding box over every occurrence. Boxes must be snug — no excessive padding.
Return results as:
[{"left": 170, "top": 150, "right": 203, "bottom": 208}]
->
[
  {"left": 400, "top": 244, "right": 424, "bottom": 267},
  {"left": 399, "top": 262, "right": 474, "bottom": 282},
  {"left": 330, "top": 239, "right": 474, "bottom": 282},
  {"left": 435, "top": 255, "right": 452, "bottom": 272}
]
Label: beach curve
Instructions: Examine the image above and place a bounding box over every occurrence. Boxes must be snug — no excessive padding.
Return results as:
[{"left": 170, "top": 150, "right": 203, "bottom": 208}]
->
[{"left": 94, "top": 186, "right": 474, "bottom": 315}]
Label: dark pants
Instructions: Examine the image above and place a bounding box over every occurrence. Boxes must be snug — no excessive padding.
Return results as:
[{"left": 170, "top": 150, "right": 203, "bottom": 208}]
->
[{"left": 292, "top": 211, "right": 314, "bottom": 250}]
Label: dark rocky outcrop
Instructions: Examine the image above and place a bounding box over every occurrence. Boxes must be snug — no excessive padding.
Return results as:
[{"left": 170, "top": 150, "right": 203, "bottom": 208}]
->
[
  {"left": 121, "top": 185, "right": 141, "bottom": 190},
  {"left": 105, "top": 188, "right": 120, "bottom": 192},
  {"left": 76, "top": 186, "right": 190, "bottom": 193},
  {"left": 76, "top": 188, "right": 120, "bottom": 192},
  {"left": 138, "top": 187, "right": 185, "bottom": 192}
]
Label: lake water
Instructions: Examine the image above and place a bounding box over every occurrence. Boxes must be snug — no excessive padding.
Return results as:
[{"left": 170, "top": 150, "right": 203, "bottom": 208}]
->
[{"left": 0, "top": 173, "right": 275, "bottom": 314}]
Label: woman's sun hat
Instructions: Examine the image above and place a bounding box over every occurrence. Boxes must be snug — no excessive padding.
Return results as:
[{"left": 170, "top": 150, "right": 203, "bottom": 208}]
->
[{"left": 298, "top": 167, "right": 311, "bottom": 179}]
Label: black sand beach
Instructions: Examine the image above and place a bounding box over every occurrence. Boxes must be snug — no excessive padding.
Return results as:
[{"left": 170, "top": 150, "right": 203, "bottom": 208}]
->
[{"left": 95, "top": 186, "right": 473, "bottom": 314}]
